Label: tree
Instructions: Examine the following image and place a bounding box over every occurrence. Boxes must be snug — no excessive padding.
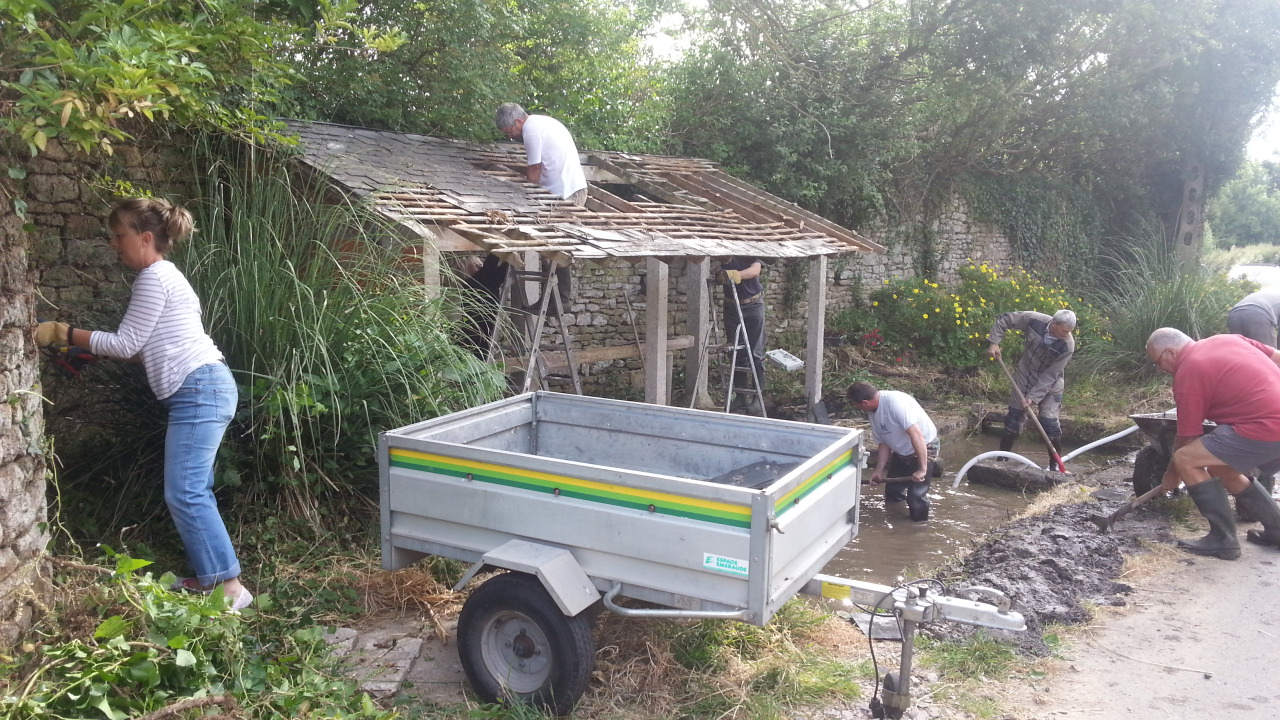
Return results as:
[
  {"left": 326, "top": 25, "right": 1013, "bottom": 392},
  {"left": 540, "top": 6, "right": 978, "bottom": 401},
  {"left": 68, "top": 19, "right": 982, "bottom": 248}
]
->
[
  {"left": 0, "top": 0, "right": 295, "bottom": 156},
  {"left": 664, "top": 0, "right": 1280, "bottom": 273},
  {"left": 1210, "top": 161, "right": 1280, "bottom": 247},
  {"left": 0, "top": 0, "right": 409, "bottom": 157},
  {"left": 277, "top": 0, "right": 670, "bottom": 150}
]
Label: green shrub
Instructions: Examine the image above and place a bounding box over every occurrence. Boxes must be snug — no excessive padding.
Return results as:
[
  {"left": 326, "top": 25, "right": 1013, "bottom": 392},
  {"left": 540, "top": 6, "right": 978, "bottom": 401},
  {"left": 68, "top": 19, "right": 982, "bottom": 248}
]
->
[
  {"left": 866, "top": 262, "right": 1103, "bottom": 368},
  {"left": 0, "top": 551, "right": 392, "bottom": 720}
]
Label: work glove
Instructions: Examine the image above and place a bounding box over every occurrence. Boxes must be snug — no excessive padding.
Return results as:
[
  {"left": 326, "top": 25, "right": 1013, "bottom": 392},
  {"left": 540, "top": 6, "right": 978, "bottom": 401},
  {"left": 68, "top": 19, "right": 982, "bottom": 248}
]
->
[
  {"left": 721, "top": 269, "right": 742, "bottom": 284},
  {"left": 36, "top": 321, "right": 71, "bottom": 348}
]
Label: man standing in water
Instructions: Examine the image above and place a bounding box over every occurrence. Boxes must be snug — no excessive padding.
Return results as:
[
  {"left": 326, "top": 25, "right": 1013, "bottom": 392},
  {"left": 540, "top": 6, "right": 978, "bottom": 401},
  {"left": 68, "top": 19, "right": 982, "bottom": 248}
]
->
[
  {"left": 847, "top": 382, "right": 939, "bottom": 522},
  {"left": 988, "top": 309, "right": 1076, "bottom": 464}
]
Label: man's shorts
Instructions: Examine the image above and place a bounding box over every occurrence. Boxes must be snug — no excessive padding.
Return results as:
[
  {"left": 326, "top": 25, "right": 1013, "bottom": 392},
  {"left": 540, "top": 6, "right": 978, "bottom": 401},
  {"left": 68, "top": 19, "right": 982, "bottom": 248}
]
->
[
  {"left": 1226, "top": 304, "right": 1278, "bottom": 347},
  {"left": 1200, "top": 424, "right": 1280, "bottom": 474}
]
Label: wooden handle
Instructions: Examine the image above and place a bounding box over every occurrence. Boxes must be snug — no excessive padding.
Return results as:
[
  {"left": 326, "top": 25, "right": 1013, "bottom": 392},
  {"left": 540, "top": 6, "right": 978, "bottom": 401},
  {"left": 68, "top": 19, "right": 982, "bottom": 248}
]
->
[{"left": 996, "top": 355, "right": 1066, "bottom": 472}]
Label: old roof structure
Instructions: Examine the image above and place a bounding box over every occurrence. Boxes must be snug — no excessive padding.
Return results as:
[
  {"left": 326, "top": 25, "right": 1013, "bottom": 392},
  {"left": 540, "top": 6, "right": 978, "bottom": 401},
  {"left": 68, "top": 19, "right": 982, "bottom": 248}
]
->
[
  {"left": 285, "top": 120, "right": 883, "bottom": 264},
  {"left": 283, "top": 119, "right": 879, "bottom": 416}
]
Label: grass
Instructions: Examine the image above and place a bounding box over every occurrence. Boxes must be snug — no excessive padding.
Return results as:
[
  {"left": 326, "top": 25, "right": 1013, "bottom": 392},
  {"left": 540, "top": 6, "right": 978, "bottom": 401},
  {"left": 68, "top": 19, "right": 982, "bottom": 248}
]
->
[
  {"left": 1075, "top": 222, "right": 1251, "bottom": 379},
  {"left": 914, "top": 633, "right": 1030, "bottom": 719}
]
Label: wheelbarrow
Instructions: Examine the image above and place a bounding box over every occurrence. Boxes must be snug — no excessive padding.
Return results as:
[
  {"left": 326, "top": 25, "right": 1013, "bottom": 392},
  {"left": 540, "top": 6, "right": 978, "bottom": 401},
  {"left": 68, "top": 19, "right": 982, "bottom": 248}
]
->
[{"left": 1129, "top": 412, "right": 1215, "bottom": 495}]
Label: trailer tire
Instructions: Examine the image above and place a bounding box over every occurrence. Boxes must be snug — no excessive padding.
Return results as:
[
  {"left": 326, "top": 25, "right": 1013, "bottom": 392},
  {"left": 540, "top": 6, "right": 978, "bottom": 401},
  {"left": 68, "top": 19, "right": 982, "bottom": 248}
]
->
[
  {"left": 458, "top": 572, "right": 595, "bottom": 716},
  {"left": 1132, "top": 445, "right": 1165, "bottom": 496}
]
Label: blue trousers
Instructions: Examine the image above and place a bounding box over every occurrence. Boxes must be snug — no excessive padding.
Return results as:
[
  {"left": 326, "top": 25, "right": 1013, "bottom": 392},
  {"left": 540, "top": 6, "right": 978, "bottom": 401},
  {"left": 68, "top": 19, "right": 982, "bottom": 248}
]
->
[{"left": 161, "top": 363, "right": 239, "bottom": 586}]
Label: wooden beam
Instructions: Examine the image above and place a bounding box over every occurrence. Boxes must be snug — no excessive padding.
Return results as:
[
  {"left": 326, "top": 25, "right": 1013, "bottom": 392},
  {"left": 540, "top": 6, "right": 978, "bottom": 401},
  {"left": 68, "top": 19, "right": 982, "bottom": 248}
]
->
[
  {"left": 805, "top": 256, "right": 828, "bottom": 422},
  {"left": 501, "top": 335, "right": 695, "bottom": 373},
  {"left": 645, "top": 257, "right": 670, "bottom": 405},
  {"left": 684, "top": 259, "right": 714, "bottom": 409}
]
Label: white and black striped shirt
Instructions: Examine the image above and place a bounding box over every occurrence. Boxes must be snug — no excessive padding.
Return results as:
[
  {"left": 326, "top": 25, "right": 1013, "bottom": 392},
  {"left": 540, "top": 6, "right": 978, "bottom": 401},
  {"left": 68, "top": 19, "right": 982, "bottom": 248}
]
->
[{"left": 89, "top": 260, "right": 224, "bottom": 400}]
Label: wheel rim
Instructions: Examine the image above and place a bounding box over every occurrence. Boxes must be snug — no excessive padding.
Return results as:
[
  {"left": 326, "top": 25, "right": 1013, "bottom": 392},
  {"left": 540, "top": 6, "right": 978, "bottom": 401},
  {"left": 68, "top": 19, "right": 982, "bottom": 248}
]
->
[{"left": 479, "top": 609, "right": 553, "bottom": 694}]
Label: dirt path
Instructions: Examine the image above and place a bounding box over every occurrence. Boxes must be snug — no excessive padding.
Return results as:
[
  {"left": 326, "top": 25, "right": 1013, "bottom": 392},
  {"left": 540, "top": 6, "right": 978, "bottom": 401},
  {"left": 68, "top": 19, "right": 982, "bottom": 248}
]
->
[
  {"left": 993, "top": 545, "right": 1280, "bottom": 719},
  {"left": 953, "top": 461, "right": 1280, "bottom": 720}
]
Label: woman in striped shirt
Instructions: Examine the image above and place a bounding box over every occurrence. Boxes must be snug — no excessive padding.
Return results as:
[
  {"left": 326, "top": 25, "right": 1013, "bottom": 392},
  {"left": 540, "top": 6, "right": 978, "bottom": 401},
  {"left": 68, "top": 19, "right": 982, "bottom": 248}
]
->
[{"left": 38, "top": 198, "right": 250, "bottom": 611}]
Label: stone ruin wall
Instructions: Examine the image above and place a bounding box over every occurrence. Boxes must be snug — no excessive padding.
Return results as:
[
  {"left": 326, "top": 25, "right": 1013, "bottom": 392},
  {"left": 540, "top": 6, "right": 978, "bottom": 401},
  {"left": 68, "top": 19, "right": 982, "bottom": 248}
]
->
[
  {"left": 0, "top": 146, "right": 51, "bottom": 648},
  {"left": 0, "top": 138, "right": 189, "bottom": 648}
]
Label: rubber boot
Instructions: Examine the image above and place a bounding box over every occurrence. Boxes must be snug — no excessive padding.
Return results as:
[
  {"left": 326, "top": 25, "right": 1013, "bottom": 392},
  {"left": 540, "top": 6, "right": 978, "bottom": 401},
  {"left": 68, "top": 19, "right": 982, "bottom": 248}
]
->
[
  {"left": 1049, "top": 436, "right": 1066, "bottom": 471},
  {"left": 1177, "top": 480, "right": 1241, "bottom": 560},
  {"left": 996, "top": 430, "right": 1017, "bottom": 460},
  {"left": 1235, "top": 479, "right": 1280, "bottom": 548},
  {"left": 1236, "top": 476, "right": 1262, "bottom": 524}
]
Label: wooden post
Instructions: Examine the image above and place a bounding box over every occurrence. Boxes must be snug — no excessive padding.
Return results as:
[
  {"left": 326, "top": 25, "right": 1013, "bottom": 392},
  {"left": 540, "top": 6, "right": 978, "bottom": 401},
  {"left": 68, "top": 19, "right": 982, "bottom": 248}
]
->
[
  {"left": 645, "top": 257, "right": 670, "bottom": 405},
  {"left": 805, "top": 255, "right": 828, "bottom": 422},
  {"left": 684, "top": 258, "right": 714, "bottom": 408}
]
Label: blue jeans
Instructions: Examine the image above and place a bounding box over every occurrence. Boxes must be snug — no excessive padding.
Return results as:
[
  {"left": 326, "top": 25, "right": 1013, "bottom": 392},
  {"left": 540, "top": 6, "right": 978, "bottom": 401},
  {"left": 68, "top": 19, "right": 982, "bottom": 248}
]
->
[{"left": 162, "top": 363, "right": 239, "bottom": 586}]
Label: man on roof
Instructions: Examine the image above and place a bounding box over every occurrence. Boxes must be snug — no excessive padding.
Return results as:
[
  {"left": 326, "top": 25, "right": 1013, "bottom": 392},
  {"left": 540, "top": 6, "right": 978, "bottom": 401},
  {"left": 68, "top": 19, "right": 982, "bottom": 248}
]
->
[{"left": 494, "top": 103, "right": 588, "bottom": 206}]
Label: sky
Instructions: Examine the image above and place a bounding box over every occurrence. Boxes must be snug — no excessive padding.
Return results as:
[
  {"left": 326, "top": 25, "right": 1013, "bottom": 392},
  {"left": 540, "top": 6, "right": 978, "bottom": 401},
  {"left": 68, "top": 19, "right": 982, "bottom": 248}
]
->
[{"left": 1248, "top": 104, "right": 1280, "bottom": 161}]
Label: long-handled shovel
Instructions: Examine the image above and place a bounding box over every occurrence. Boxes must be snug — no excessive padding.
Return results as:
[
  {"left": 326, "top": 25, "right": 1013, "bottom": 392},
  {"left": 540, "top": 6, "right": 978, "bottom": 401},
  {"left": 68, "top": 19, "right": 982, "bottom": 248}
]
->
[
  {"left": 996, "top": 355, "right": 1067, "bottom": 473},
  {"left": 1089, "top": 485, "right": 1166, "bottom": 533}
]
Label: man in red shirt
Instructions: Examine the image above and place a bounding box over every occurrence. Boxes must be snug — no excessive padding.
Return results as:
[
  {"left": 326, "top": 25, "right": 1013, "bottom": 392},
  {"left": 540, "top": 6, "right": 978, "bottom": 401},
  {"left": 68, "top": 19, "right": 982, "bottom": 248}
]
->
[{"left": 1146, "top": 328, "right": 1280, "bottom": 559}]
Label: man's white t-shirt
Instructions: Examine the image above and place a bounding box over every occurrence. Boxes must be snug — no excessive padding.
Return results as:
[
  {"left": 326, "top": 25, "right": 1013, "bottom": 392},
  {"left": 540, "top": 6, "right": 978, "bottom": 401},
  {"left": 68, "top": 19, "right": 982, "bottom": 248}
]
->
[
  {"left": 522, "top": 115, "right": 587, "bottom": 199},
  {"left": 869, "top": 390, "right": 938, "bottom": 456}
]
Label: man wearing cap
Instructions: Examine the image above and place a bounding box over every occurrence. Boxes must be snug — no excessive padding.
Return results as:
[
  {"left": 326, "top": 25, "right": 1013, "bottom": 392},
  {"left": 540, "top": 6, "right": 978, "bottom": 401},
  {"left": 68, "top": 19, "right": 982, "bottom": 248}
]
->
[{"left": 988, "top": 309, "right": 1076, "bottom": 463}]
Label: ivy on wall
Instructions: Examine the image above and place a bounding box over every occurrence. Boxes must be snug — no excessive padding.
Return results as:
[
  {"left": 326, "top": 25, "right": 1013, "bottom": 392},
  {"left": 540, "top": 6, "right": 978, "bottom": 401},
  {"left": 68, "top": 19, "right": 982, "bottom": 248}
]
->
[{"left": 960, "top": 174, "right": 1103, "bottom": 285}]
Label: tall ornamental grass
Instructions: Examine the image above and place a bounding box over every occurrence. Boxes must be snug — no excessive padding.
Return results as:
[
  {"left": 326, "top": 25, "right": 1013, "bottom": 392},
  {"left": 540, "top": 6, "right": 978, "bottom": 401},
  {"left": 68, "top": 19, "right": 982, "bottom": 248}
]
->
[
  {"left": 1075, "top": 224, "right": 1251, "bottom": 378},
  {"left": 179, "top": 149, "right": 505, "bottom": 521}
]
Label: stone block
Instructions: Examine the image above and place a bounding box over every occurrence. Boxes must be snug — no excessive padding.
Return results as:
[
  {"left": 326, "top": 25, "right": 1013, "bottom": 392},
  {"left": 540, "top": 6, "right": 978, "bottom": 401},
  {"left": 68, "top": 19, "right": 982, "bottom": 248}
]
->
[
  {"left": 64, "top": 215, "right": 105, "bottom": 240},
  {"left": 29, "top": 174, "right": 79, "bottom": 203}
]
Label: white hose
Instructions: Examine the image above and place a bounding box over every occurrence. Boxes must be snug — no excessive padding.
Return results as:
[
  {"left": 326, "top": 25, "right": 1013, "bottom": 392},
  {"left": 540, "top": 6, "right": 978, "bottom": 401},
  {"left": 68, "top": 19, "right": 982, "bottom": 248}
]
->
[
  {"left": 951, "top": 451, "right": 1043, "bottom": 489},
  {"left": 1060, "top": 424, "right": 1140, "bottom": 463}
]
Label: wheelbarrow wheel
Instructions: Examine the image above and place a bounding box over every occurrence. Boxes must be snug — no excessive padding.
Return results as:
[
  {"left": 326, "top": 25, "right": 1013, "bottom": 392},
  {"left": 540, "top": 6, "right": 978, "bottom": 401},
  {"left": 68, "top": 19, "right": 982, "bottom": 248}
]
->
[
  {"left": 1132, "top": 446, "right": 1165, "bottom": 497},
  {"left": 458, "top": 571, "right": 595, "bottom": 716}
]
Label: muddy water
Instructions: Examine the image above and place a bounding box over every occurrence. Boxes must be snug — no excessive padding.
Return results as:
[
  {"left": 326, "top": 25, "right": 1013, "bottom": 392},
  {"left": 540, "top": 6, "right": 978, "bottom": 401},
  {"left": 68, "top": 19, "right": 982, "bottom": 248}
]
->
[{"left": 823, "top": 432, "right": 1114, "bottom": 586}]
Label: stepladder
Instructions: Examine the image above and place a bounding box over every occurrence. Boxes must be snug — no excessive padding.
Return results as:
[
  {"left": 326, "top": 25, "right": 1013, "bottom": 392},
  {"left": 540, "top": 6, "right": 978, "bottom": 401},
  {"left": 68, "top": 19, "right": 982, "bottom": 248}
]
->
[{"left": 720, "top": 281, "right": 766, "bottom": 417}]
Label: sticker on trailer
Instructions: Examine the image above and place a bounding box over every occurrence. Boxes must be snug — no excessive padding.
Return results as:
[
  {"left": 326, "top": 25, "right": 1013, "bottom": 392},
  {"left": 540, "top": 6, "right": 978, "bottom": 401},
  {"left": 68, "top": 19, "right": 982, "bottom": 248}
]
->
[{"left": 703, "top": 553, "right": 749, "bottom": 577}]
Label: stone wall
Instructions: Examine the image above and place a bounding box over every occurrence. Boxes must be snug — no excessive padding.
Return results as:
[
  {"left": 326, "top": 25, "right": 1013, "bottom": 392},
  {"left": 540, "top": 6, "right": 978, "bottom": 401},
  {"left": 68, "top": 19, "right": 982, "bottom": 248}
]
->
[{"left": 0, "top": 152, "right": 50, "bottom": 648}]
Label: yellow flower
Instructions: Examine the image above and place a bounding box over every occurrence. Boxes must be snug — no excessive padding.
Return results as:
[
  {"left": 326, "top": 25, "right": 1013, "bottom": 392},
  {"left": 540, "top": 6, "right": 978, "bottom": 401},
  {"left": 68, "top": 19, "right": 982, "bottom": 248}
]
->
[
  {"left": 923, "top": 313, "right": 929, "bottom": 319},
  {"left": 913, "top": 288, "right": 920, "bottom": 294},
  {"left": 872, "top": 301, "right": 879, "bottom": 306}
]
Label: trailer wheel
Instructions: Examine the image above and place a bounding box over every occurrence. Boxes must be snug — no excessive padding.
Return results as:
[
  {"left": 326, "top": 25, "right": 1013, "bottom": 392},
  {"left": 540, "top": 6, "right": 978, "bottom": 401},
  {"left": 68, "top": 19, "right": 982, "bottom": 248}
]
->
[
  {"left": 458, "top": 572, "right": 595, "bottom": 716},
  {"left": 1132, "top": 446, "right": 1165, "bottom": 496}
]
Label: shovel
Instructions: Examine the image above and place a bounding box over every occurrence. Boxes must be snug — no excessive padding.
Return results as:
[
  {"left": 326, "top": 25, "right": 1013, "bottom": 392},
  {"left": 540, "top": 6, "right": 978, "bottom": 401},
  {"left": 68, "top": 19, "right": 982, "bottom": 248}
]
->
[
  {"left": 1089, "top": 485, "right": 1166, "bottom": 532},
  {"left": 995, "top": 355, "right": 1067, "bottom": 473}
]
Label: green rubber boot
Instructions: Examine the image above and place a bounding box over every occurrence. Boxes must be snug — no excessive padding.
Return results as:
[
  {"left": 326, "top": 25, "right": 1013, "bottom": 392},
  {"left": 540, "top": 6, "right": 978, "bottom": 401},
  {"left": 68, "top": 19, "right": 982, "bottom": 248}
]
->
[
  {"left": 1235, "top": 479, "right": 1280, "bottom": 548},
  {"left": 1177, "top": 479, "right": 1241, "bottom": 560}
]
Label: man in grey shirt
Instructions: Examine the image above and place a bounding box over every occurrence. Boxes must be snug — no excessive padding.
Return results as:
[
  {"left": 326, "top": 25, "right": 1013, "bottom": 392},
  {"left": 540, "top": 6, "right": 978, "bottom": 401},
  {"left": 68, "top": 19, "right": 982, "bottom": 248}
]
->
[
  {"left": 1227, "top": 290, "right": 1280, "bottom": 348},
  {"left": 988, "top": 309, "right": 1076, "bottom": 464},
  {"left": 1226, "top": 290, "right": 1280, "bottom": 501},
  {"left": 847, "top": 382, "right": 939, "bottom": 522}
]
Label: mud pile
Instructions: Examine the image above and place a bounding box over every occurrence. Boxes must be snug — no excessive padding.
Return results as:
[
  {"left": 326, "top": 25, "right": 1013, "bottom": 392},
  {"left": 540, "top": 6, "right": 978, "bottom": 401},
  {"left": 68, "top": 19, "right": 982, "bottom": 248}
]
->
[{"left": 928, "top": 460, "right": 1177, "bottom": 655}]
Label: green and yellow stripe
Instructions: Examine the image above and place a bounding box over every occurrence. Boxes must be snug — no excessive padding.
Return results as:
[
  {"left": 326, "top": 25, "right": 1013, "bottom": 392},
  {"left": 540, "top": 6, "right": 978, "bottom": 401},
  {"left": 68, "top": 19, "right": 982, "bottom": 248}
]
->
[
  {"left": 389, "top": 447, "right": 853, "bottom": 529},
  {"left": 774, "top": 449, "right": 854, "bottom": 516}
]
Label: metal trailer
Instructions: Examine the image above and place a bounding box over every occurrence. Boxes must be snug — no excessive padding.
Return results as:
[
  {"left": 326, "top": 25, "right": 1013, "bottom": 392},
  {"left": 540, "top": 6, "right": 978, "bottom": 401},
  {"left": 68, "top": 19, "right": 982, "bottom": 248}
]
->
[{"left": 379, "top": 392, "right": 1025, "bottom": 717}]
